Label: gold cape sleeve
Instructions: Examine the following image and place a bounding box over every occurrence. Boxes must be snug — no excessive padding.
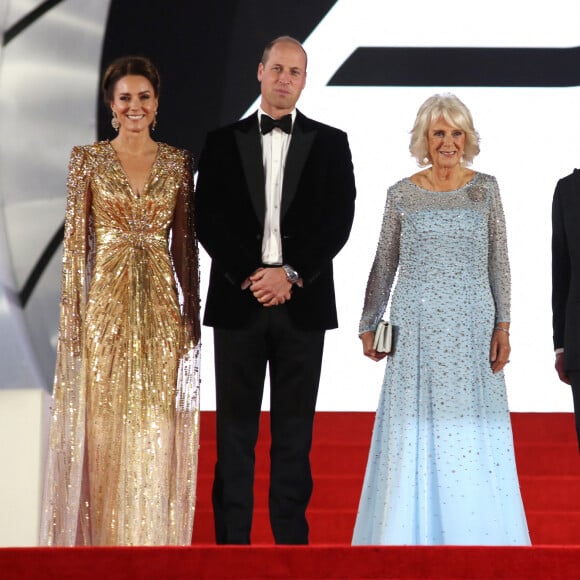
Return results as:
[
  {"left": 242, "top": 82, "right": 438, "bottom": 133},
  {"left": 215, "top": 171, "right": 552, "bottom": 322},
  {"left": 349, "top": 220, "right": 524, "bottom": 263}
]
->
[
  {"left": 40, "top": 145, "right": 93, "bottom": 545},
  {"left": 168, "top": 149, "right": 201, "bottom": 542}
]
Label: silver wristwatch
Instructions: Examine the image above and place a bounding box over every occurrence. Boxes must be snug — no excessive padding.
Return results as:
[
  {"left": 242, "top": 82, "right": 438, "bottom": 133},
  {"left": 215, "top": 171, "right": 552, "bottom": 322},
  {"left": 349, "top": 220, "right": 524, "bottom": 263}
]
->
[{"left": 282, "top": 264, "right": 299, "bottom": 284}]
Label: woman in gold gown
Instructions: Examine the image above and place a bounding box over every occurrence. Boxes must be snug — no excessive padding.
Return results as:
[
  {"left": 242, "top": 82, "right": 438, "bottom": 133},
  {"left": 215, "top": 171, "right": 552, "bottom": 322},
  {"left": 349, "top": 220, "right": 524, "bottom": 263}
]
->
[{"left": 40, "top": 56, "right": 201, "bottom": 546}]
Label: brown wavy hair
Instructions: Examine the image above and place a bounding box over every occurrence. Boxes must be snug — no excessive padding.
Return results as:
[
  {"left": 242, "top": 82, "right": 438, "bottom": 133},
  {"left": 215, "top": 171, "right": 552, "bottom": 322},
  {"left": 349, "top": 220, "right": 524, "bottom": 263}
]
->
[{"left": 102, "top": 56, "right": 160, "bottom": 105}]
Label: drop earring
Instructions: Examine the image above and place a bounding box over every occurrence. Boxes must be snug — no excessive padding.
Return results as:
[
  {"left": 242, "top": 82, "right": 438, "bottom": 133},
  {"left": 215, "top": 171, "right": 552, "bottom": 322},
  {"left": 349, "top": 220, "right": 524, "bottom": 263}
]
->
[
  {"left": 151, "top": 111, "right": 158, "bottom": 132},
  {"left": 111, "top": 111, "right": 120, "bottom": 131}
]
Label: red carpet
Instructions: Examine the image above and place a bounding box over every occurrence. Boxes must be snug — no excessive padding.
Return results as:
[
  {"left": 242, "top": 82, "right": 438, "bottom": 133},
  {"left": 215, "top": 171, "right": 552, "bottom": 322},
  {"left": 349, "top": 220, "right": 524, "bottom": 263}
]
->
[
  {"left": 1, "top": 545, "right": 579, "bottom": 579},
  {"left": 1, "top": 412, "right": 579, "bottom": 578},
  {"left": 192, "top": 411, "right": 580, "bottom": 545}
]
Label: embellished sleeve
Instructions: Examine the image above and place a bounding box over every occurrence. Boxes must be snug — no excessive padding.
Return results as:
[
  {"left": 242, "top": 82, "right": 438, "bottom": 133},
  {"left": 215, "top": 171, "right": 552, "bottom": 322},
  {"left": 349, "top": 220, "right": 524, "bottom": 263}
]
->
[
  {"left": 171, "top": 150, "right": 201, "bottom": 347},
  {"left": 169, "top": 149, "right": 201, "bottom": 540},
  {"left": 359, "top": 183, "right": 402, "bottom": 334},
  {"left": 40, "top": 145, "right": 92, "bottom": 546},
  {"left": 487, "top": 175, "right": 511, "bottom": 323}
]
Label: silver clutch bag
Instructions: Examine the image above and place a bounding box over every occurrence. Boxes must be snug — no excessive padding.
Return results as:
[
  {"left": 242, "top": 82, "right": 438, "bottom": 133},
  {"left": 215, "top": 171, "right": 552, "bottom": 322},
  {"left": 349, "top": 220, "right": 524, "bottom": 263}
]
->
[{"left": 373, "top": 320, "right": 392, "bottom": 353}]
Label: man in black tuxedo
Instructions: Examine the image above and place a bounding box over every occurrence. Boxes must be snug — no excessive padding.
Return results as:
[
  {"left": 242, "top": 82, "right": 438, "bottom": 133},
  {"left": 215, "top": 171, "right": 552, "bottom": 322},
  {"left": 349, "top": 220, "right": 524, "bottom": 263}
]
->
[
  {"left": 195, "top": 36, "right": 356, "bottom": 543},
  {"left": 552, "top": 168, "right": 580, "bottom": 452}
]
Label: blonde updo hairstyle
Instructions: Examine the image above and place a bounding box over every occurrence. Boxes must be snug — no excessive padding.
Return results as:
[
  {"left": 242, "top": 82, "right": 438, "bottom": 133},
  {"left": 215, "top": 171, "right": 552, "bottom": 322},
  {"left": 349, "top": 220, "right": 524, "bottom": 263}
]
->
[{"left": 409, "top": 93, "right": 480, "bottom": 167}]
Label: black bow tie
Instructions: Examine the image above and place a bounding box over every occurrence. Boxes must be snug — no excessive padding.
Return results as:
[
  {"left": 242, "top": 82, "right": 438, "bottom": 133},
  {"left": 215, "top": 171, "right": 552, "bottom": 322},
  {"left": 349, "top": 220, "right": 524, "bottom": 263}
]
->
[{"left": 260, "top": 114, "right": 292, "bottom": 134}]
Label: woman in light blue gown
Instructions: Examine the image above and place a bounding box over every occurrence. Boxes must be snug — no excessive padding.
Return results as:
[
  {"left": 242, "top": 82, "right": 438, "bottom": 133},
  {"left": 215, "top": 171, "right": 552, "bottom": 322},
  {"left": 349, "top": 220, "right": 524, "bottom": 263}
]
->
[{"left": 352, "top": 94, "right": 530, "bottom": 546}]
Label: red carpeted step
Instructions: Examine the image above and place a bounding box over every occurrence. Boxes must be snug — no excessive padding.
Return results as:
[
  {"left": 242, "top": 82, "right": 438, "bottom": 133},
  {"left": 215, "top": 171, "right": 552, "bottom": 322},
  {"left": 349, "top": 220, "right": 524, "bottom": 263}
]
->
[
  {"left": 200, "top": 440, "right": 579, "bottom": 479},
  {"left": 526, "top": 511, "right": 580, "bottom": 545},
  {"left": 198, "top": 411, "right": 376, "bottom": 443},
  {"left": 515, "top": 443, "right": 580, "bottom": 475},
  {"left": 3, "top": 545, "right": 580, "bottom": 580},
  {"left": 199, "top": 411, "right": 577, "bottom": 441},
  {"left": 198, "top": 441, "right": 372, "bottom": 475},
  {"left": 510, "top": 412, "right": 577, "bottom": 443},
  {"left": 195, "top": 473, "right": 364, "bottom": 510},
  {"left": 198, "top": 472, "right": 580, "bottom": 512},
  {"left": 520, "top": 476, "right": 580, "bottom": 510},
  {"left": 192, "top": 508, "right": 357, "bottom": 544},
  {"left": 192, "top": 507, "right": 580, "bottom": 546}
]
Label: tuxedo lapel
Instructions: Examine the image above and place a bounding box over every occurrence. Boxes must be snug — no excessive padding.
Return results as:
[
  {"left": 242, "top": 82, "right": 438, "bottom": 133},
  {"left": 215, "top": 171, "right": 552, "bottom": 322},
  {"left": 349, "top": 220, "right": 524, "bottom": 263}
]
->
[
  {"left": 233, "top": 111, "right": 316, "bottom": 224},
  {"left": 235, "top": 114, "right": 265, "bottom": 226},
  {"left": 282, "top": 111, "right": 316, "bottom": 218}
]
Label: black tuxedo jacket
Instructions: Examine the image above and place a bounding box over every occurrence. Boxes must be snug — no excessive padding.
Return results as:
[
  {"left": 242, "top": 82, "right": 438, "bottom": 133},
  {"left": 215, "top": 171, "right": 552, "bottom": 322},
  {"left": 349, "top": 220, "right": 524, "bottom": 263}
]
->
[
  {"left": 195, "top": 110, "right": 356, "bottom": 330},
  {"left": 552, "top": 168, "right": 580, "bottom": 370}
]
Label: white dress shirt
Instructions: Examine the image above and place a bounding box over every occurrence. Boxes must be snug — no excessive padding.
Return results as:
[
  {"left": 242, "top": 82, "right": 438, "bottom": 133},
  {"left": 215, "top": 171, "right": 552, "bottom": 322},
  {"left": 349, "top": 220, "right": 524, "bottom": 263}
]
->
[{"left": 258, "top": 108, "right": 296, "bottom": 265}]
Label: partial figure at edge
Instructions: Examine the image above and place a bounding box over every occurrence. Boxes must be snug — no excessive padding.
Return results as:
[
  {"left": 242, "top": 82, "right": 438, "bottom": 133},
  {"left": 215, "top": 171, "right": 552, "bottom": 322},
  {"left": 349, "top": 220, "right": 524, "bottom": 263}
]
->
[{"left": 552, "top": 168, "right": 580, "bottom": 452}]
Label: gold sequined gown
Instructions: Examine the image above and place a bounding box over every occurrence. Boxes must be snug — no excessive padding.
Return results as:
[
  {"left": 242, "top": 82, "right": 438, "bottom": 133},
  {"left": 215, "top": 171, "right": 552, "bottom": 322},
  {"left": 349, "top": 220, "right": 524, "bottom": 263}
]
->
[{"left": 40, "top": 141, "right": 201, "bottom": 546}]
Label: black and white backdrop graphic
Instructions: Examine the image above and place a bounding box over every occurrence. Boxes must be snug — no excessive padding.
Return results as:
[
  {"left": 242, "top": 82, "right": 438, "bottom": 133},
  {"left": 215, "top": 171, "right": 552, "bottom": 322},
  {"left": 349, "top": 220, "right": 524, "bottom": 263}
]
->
[{"left": 1, "top": 0, "right": 579, "bottom": 411}]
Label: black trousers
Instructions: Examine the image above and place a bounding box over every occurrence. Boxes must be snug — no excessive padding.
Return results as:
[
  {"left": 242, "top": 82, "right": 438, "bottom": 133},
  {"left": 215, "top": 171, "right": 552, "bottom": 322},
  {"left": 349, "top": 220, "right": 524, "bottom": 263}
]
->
[
  {"left": 212, "top": 305, "right": 325, "bottom": 544},
  {"left": 564, "top": 371, "right": 580, "bottom": 452}
]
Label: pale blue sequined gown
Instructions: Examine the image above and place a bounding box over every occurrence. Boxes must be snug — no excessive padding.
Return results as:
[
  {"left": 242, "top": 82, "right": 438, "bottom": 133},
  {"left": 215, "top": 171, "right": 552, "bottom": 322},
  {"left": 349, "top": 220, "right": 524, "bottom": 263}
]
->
[{"left": 352, "top": 173, "right": 530, "bottom": 545}]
